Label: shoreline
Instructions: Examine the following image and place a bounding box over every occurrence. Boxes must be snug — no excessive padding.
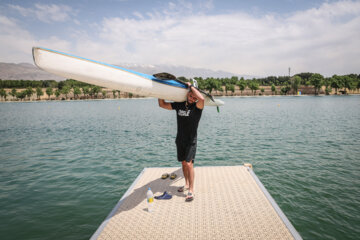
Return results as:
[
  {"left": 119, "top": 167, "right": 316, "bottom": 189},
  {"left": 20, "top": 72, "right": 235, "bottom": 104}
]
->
[
  {"left": 1, "top": 93, "right": 359, "bottom": 103},
  {"left": 1, "top": 85, "right": 359, "bottom": 102}
]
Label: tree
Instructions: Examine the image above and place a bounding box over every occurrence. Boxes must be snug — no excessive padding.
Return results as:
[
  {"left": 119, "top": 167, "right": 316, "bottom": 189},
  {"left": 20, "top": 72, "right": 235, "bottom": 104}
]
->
[
  {"left": 343, "top": 75, "right": 356, "bottom": 93},
  {"left": 25, "top": 87, "right": 34, "bottom": 100},
  {"left": 309, "top": 73, "right": 324, "bottom": 95},
  {"left": 271, "top": 84, "right": 276, "bottom": 95},
  {"left": 230, "top": 76, "right": 238, "bottom": 85},
  {"left": 225, "top": 84, "right": 235, "bottom": 95},
  {"left": 117, "top": 90, "right": 121, "bottom": 98},
  {"left": 205, "top": 78, "right": 219, "bottom": 94},
  {"left": 58, "top": 81, "right": 65, "bottom": 90},
  {"left": 82, "top": 86, "right": 90, "bottom": 99},
  {"left": 281, "top": 85, "right": 291, "bottom": 95},
  {"left": 36, "top": 87, "right": 44, "bottom": 100},
  {"left": 236, "top": 79, "right": 246, "bottom": 95},
  {"left": 91, "top": 86, "right": 101, "bottom": 98},
  {"left": 10, "top": 88, "right": 17, "bottom": 99},
  {"left": 331, "top": 75, "right": 342, "bottom": 94},
  {"left": 17, "top": 91, "right": 27, "bottom": 101},
  {"left": 62, "top": 85, "right": 71, "bottom": 99},
  {"left": 73, "top": 87, "right": 81, "bottom": 99},
  {"left": 0, "top": 88, "right": 7, "bottom": 100},
  {"left": 112, "top": 90, "right": 117, "bottom": 99},
  {"left": 291, "top": 76, "right": 301, "bottom": 95},
  {"left": 46, "top": 87, "right": 53, "bottom": 100},
  {"left": 102, "top": 90, "right": 107, "bottom": 98},
  {"left": 55, "top": 89, "right": 61, "bottom": 99},
  {"left": 260, "top": 88, "right": 265, "bottom": 95},
  {"left": 323, "top": 77, "right": 332, "bottom": 95},
  {"left": 296, "top": 72, "right": 313, "bottom": 85},
  {"left": 248, "top": 81, "right": 259, "bottom": 95}
]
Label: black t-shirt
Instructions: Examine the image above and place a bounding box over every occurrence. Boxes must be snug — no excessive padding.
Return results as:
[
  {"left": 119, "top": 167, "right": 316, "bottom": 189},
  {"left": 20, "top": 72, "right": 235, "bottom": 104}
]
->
[{"left": 171, "top": 101, "right": 203, "bottom": 144}]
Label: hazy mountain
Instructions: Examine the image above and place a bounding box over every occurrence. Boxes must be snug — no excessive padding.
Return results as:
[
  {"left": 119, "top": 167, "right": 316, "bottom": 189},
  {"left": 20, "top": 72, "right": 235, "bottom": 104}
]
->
[
  {"left": 0, "top": 62, "right": 65, "bottom": 81},
  {"left": 118, "top": 63, "right": 253, "bottom": 79},
  {"left": 0, "top": 62, "right": 253, "bottom": 81}
]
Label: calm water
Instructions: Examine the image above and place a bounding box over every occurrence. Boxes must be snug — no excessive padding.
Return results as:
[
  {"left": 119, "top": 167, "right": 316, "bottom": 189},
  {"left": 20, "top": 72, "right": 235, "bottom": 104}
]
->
[{"left": 0, "top": 96, "right": 359, "bottom": 240}]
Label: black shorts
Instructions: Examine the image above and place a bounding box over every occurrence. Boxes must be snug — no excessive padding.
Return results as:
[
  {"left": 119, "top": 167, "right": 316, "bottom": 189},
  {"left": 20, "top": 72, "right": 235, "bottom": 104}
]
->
[{"left": 176, "top": 141, "right": 197, "bottom": 163}]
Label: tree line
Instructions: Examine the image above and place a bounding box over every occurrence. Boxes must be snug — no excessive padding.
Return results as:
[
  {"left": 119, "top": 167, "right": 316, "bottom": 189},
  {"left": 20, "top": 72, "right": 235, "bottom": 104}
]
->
[
  {"left": 0, "top": 79, "right": 121, "bottom": 101},
  {"left": 183, "top": 73, "right": 360, "bottom": 95},
  {"left": 1, "top": 73, "right": 359, "bottom": 101}
]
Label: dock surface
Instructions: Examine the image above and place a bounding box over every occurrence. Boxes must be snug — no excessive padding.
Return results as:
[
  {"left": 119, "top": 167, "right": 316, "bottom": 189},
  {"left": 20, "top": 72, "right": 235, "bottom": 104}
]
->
[{"left": 91, "top": 165, "right": 301, "bottom": 239}]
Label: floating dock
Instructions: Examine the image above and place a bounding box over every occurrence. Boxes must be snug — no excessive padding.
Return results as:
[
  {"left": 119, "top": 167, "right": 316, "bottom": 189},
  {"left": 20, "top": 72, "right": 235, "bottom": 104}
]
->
[{"left": 90, "top": 165, "right": 302, "bottom": 239}]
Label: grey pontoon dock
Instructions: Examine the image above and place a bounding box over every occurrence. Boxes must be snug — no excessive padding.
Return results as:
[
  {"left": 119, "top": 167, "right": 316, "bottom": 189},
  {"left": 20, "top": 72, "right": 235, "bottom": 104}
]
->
[{"left": 91, "top": 165, "right": 302, "bottom": 239}]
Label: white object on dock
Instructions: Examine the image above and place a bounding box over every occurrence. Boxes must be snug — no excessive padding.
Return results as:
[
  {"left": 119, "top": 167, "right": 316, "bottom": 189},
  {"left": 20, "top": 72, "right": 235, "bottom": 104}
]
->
[{"left": 90, "top": 165, "right": 302, "bottom": 239}]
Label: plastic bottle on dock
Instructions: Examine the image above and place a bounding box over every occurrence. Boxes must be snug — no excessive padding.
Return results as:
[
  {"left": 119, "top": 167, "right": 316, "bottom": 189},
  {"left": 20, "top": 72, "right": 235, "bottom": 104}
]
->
[{"left": 147, "top": 187, "right": 154, "bottom": 212}]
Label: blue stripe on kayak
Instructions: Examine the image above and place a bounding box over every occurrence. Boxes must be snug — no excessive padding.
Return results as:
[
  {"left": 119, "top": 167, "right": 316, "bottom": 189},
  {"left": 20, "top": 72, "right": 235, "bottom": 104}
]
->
[{"left": 36, "top": 47, "right": 187, "bottom": 89}]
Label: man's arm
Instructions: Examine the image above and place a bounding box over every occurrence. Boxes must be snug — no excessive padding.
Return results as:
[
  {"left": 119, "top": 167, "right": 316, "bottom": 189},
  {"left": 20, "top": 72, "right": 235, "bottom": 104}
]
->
[
  {"left": 187, "top": 83, "right": 205, "bottom": 110},
  {"left": 158, "top": 99, "right": 173, "bottom": 110}
]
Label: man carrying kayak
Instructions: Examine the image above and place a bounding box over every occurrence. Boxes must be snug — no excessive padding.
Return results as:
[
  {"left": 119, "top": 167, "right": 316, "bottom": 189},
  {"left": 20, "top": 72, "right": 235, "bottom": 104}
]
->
[{"left": 158, "top": 82, "right": 204, "bottom": 202}]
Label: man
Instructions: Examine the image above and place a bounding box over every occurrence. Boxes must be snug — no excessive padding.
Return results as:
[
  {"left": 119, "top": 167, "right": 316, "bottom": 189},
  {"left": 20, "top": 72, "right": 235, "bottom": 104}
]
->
[{"left": 158, "top": 82, "right": 204, "bottom": 202}]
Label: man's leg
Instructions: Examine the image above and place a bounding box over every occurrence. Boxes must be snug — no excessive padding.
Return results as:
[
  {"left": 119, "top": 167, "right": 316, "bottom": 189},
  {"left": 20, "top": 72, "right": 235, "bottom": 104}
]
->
[
  {"left": 182, "top": 161, "right": 190, "bottom": 189},
  {"left": 186, "top": 161, "right": 194, "bottom": 194}
]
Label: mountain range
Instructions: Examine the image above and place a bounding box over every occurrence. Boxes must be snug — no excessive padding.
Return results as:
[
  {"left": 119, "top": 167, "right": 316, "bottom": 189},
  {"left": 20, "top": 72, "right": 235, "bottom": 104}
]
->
[{"left": 0, "top": 62, "right": 253, "bottom": 81}]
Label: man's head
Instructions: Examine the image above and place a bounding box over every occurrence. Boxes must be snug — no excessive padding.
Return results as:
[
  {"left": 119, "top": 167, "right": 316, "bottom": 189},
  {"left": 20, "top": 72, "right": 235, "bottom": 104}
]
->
[{"left": 187, "top": 90, "right": 198, "bottom": 104}]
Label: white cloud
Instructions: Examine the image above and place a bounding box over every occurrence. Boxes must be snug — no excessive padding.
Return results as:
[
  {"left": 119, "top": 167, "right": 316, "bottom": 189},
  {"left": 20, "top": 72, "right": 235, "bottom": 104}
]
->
[
  {"left": 9, "top": 3, "right": 75, "bottom": 23},
  {"left": 0, "top": 15, "right": 71, "bottom": 63},
  {"left": 1, "top": 1, "right": 360, "bottom": 76},
  {"left": 84, "top": 0, "right": 359, "bottom": 76}
]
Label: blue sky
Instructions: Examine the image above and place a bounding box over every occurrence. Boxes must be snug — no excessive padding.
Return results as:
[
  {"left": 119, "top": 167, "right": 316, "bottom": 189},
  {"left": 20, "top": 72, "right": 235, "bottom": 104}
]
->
[{"left": 0, "top": 0, "right": 359, "bottom": 76}]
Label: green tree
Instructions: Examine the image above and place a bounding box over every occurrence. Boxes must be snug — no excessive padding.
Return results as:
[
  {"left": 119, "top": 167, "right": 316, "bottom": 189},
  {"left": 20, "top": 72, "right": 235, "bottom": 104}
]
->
[
  {"left": 343, "top": 75, "right": 356, "bottom": 93},
  {"left": 331, "top": 75, "right": 342, "bottom": 94},
  {"left": 25, "top": 87, "right": 34, "bottom": 100},
  {"left": 46, "top": 87, "right": 53, "bottom": 100},
  {"left": 225, "top": 84, "right": 235, "bottom": 95},
  {"left": 205, "top": 78, "right": 219, "bottom": 94},
  {"left": 91, "top": 86, "right": 101, "bottom": 98},
  {"left": 309, "top": 73, "right": 324, "bottom": 95},
  {"left": 55, "top": 89, "right": 61, "bottom": 99},
  {"left": 102, "top": 90, "right": 107, "bottom": 98},
  {"left": 73, "top": 87, "right": 81, "bottom": 99},
  {"left": 17, "top": 91, "right": 27, "bottom": 101},
  {"left": 10, "top": 88, "right": 17, "bottom": 99},
  {"left": 291, "top": 76, "right": 301, "bottom": 95},
  {"left": 323, "top": 77, "right": 332, "bottom": 95},
  {"left": 0, "top": 88, "right": 7, "bottom": 100},
  {"left": 296, "top": 72, "right": 313, "bottom": 85},
  {"left": 62, "top": 85, "right": 71, "bottom": 99},
  {"left": 271, "top": 84, "right": 276, "bottom": 95},
  {"left": 58, "top": 81, "right": 65, "bottom": 90},
  {"left": 117, "top": 90, "right": 121, "bottom": 98},
  {"left": 260, "top": 88, "right": 265, "bottom": 95},
  {"left": 112, "top": 90, "right": 117, "bottom": 98},
  {"left": 325, "top": 86, "right": 332, "bottom": 95},
  {"left": 36, "top": 87, "right": 44, "bottom": 100},
  {"left": 281, "top": 85, "right": 291, "bottom": 95},
  {"left": 248, "top": 81, "right": 259, "bottom": 95},
  {"left": 230, "top": 76, "right": 238, "bottom": 85},
  {"left": 82, "top": 86, "right": 90, "bottom": 99},
  {"left": 236, "top": 79, "right": 246, "bottom": 95}
]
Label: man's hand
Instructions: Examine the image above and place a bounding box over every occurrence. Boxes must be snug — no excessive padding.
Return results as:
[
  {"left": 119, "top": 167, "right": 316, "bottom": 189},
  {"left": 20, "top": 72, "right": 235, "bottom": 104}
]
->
[{"left": 187, "top": 82, "right": 204, "bottom": 109}]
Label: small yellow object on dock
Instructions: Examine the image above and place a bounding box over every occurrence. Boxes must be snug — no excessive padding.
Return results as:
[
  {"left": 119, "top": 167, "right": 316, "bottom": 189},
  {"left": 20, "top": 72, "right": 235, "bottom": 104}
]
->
[{"left": 91, "top": 165, "right": 302, "bottom": 240}]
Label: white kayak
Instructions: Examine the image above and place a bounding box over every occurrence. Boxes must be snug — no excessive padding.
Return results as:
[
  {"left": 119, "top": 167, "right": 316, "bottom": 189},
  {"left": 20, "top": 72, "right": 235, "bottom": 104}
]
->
[{"left": 32, "top": 47, "right": 224, "bottom": 106}]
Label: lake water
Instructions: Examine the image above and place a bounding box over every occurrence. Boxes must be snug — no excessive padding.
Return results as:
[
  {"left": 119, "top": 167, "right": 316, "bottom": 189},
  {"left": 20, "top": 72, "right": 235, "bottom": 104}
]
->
[{"left": 0, "top": 96, "right": 359, "bottom": 240}]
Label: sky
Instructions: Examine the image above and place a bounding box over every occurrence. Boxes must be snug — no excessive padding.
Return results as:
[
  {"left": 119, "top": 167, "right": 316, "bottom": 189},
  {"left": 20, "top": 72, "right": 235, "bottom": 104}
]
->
[{"left": 0, "top": 0, "right": 359, "bottom": 77}]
